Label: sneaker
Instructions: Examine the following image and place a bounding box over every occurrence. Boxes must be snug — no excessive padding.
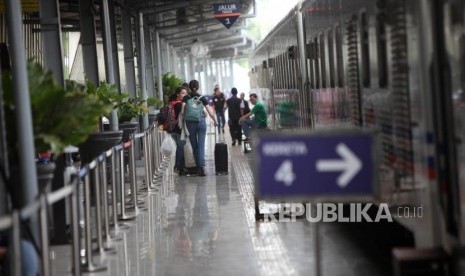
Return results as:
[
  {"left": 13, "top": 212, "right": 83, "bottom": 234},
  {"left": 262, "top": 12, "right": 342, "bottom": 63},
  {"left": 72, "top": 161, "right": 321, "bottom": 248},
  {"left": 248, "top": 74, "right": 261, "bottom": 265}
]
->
[
  {"left": 198, "top": 167, "right": 206, "bottom": 177},
  {"left": 179, "top": 168, "right": 187, "bottom": 176},
  {"left": 222, "top": 128, "right": 225, "bottom": 134},
  {"left": 232, "top": 140, "right": 236, "bottom": 146},
  {"left": 238, "top": 141, "right": 242, "bottom": 146}
]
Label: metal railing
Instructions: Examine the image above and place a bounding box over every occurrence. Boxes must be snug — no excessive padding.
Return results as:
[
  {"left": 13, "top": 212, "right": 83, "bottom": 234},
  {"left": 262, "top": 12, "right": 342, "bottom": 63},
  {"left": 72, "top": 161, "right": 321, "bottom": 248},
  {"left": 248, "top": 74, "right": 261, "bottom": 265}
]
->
[{"left": 0, "top": 122, "right": 175, "bottom": 275}]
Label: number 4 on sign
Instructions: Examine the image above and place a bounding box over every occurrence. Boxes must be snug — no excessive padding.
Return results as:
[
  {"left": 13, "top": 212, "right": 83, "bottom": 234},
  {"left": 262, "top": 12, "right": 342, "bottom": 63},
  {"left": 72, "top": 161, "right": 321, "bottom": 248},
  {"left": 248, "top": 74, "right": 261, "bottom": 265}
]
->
[{"left": 274, "top": 160, "right": 296, "bottom": 186}]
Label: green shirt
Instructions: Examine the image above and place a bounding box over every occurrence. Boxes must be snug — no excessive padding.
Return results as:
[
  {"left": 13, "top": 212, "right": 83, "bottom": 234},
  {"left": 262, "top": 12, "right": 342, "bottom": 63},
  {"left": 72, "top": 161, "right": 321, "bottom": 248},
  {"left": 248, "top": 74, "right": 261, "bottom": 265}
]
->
[{"left": 252, "top": 101, "right": 267, "bottom": 128}]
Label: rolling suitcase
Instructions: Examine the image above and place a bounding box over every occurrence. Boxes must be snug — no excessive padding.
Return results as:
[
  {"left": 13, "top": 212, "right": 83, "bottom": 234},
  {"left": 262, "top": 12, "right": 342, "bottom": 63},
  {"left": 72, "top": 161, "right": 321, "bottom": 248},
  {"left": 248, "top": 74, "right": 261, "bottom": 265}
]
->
[
  {"left": 215, "top": 143, "right": 228, "bottom": 175},
  {"left": 214, "top": 125, "right": 228, "bottom": 175}
]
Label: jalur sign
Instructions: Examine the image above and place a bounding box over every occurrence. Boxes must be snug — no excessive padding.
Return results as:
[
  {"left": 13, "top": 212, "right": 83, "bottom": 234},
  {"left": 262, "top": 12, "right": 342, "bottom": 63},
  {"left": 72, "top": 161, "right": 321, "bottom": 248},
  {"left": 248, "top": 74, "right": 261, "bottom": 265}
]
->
[
  {"left": 254, "top": 131, "right": 376, "bottom": 199},
  {"left": 213, "top": 3, "right": 241, "bottom": 29}
]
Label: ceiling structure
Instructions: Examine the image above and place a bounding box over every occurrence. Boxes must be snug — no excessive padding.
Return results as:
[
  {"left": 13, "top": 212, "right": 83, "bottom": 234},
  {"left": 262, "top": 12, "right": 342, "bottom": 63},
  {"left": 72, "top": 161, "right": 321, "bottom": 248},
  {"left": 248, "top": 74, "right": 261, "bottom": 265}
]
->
[{"left": 55, "top": 0, "right": 256, "bottom": 60}]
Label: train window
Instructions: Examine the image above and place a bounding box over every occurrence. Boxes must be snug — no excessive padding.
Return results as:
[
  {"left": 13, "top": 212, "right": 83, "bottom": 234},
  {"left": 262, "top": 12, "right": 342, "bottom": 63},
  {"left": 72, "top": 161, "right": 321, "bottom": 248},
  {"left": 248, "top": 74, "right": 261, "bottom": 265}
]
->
[
  {"left": 327, "top": 29, "right": 335, "bottom": 88},
  {"left": 459, "top": 35, "right": 465, "bottom": 90},
  {"left": 314, "top": 37, "right": 320, "bottom": 88},
  {"left": 360, "top": 12, "right": 370, "bottom": 87},
  {"left": 306, "top": 42, "right": 315, "bottom": 88},
  {"left": 376, "top": 13, "right": 388, "bottom": 88},
  {"left": 335, "top": 25, "right": 344, "bottom": 87},
  {"left": 319, "top": 33, "right": 326, "bottom": 88}
]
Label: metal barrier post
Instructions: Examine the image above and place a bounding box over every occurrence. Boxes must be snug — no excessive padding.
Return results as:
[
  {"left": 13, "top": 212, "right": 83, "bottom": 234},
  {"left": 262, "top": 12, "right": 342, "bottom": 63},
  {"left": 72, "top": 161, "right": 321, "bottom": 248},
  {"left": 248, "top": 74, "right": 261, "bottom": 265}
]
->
[
  {"left": 152, "top": 129, "right": 160, "bottom": 174},
  {"left": 110, "top": 147, "right": 131, "bottom": 229},
  {"left": 82, "top": 171, "right": 106, "bottom": 272},
  {"left": 144, "top": 132, "right": 156, "bottom": 192},
  {"left": 93, "top": 158, "right": 116, "bottom": 254},
  {"left": 129, "top": 138, "right": 143, "bottom": 214},
  {"left": 39, "top": 195, "right": 50, "bottom": 276},
  {"left": 68, "top": 178, "right": 81, "bottom": 276},
  {"left": 153, "top": 131, "right": 165, "bottom": 183},
  {"left": 10, "top": 211, "right": 21, "bottom": 276},
  {"left": 155, "top": 131, "right": 163, "bottom": 169},
  {"left": 153, "top": 129, "right": 159, "bottom": 178},
  {"left": 119, "top": 148, "right": 135, "bottom": 220},
  {"left": 143, "top": 132, "right": 150, "bottom": 190},
  {"left": 101, "top": 155, "right": 122, "bottom": 243}
]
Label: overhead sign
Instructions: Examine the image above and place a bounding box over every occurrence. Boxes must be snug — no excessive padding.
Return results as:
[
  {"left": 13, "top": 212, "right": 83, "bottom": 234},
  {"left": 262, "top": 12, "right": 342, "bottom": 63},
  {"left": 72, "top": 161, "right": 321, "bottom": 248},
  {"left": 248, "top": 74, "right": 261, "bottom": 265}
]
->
[
  {"left": 254, "top": 132, "right": 375, "bottom": 199},
  {"left": 213, "top": 3, "right": 240, "bottom": 29}
]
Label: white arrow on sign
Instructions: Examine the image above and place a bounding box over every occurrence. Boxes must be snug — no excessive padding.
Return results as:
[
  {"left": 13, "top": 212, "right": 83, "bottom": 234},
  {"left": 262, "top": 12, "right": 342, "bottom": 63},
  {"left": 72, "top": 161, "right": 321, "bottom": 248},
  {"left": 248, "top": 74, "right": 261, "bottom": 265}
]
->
[{"left": 315, "top": 143, "right": 362, "bottom": 188}]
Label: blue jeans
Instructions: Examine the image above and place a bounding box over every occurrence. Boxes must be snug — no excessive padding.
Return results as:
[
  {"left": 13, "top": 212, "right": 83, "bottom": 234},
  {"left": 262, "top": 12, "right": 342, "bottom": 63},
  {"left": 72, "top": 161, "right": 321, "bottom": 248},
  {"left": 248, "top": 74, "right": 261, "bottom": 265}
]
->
[
  {"left": 1, "top": 240, "right": 39, "bottom": 276},
  {"left": 216, "top": 110, "right": 226, "bottom": 132},
  {"left": 171, "top": 132, "right": 186, "bottom": 170},
  {"left": 241, "top": 118, "right": 257, "bottom": 139},
  {"left": 186, "top": 119, "right": 207, "bottom": 169}
]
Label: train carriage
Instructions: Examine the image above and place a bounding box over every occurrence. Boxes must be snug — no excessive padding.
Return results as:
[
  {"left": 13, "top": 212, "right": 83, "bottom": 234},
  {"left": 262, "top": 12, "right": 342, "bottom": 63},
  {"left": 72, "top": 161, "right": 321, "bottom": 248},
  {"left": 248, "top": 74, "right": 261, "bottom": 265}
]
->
[{"left": 249, "top": 0, "right": 465, "bottom": 252}]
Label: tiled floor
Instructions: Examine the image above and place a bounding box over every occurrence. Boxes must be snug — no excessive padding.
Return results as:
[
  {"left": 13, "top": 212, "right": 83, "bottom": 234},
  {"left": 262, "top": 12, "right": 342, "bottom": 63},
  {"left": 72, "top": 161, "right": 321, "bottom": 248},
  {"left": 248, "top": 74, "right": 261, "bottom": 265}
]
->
[{"left": 51, "top": 128, "right": 393, "bottom": 276}]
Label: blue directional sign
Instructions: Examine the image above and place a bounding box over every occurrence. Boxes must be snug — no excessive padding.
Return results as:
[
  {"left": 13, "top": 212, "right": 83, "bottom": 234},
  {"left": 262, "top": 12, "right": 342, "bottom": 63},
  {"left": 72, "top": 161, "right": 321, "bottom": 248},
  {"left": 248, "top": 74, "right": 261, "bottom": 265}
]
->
[
  {"left": 213, "top": 3, "right": 241, "bottom": 29},
  {"left": 255, "top": 132, "right": 375, "bottom": 199}
]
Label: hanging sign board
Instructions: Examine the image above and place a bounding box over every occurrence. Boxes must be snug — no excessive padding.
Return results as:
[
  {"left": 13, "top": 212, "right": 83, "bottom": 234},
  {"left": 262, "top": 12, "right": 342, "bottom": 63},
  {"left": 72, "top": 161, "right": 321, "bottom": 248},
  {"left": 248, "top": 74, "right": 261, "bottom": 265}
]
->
[{"left": 213, "top": 3, "right": 241, "bottom": 29}]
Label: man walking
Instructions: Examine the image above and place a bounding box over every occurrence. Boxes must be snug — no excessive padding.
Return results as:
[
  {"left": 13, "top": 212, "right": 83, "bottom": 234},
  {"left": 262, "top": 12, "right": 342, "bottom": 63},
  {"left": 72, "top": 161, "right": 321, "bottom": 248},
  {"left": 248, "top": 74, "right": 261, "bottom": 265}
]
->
[
  {"left": 226, "top": 88, "right": 242, "bottom": 146},
  {"left": 212, "top": 87, "right": 226, "bottom": 134}
]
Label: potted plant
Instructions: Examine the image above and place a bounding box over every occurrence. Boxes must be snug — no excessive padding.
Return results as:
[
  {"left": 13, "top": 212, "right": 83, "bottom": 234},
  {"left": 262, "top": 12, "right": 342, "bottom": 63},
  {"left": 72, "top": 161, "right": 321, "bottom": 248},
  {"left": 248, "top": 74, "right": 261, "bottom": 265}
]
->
[
  {"left": 146, "top": 97, "right": 163, "bottom": 125},
  {"left": 77, "top": 81, "right": 125, "bottom": 164},
  {"left": 2, "top": 61, "right": 113, "bottom": 193},
  {"left": 155, "top": 72, "right": 183, "bottom": 104},
  {"left": 115, "top": 95, "right": 148, "bottom": 141}
]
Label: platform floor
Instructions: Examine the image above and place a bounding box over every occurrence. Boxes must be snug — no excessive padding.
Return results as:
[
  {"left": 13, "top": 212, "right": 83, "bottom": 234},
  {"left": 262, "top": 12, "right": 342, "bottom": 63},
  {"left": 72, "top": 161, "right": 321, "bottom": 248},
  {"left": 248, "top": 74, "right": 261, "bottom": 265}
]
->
[{"left": 51, "top": 128, "right": 396, "bottom": 276}]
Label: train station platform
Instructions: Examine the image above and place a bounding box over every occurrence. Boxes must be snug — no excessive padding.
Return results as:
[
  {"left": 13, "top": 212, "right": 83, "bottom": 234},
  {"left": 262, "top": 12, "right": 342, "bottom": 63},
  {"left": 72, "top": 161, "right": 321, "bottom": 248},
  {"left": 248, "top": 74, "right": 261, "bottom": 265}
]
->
[{"left": 48, "top": 126, "right": 400, "bottom": 276}]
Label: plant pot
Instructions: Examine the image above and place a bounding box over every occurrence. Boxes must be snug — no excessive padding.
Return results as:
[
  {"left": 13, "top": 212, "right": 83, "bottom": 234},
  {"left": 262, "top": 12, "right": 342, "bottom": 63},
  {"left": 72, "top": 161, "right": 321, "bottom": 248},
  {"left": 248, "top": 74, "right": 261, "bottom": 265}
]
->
[
  {"left": 148, "top": 111, "right": 159, "bottom": 126},
  {"left": 78, "top": 130, "right": 123, "bottom": 164},
  {"left": 37, "top": 162, "right": 56, "bottom": 194},
  {"left": 119, "top": 122, "right": 139, "bottom": 142}
]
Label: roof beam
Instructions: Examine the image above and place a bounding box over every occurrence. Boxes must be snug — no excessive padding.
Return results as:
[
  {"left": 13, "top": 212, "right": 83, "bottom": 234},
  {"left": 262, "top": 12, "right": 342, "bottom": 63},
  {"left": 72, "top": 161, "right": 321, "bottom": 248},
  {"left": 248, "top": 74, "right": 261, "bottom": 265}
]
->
[
  {"left": 137, "top": 1, "right": 191, "bottom": 14},
  {"left": 165, "top": 23, "right": 245, "bottom": 44}
]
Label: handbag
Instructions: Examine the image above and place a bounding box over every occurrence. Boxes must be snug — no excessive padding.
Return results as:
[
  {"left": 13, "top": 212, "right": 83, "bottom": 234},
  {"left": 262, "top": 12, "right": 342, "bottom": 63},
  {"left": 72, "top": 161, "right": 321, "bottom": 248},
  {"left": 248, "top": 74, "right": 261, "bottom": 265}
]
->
[{"left": 160, "top": 134, "right": 176, "bottom": 157}]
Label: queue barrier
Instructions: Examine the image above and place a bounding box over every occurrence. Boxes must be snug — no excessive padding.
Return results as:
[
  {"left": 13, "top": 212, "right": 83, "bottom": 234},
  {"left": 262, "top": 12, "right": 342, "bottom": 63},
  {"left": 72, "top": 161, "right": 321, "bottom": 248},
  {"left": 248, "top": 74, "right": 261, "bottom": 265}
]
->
[
  {"left": 0, "top": 175, "right": 81, "bottom": 276},
  {"left": 0, "top": 122, "right": 174, "bottom": 275}
]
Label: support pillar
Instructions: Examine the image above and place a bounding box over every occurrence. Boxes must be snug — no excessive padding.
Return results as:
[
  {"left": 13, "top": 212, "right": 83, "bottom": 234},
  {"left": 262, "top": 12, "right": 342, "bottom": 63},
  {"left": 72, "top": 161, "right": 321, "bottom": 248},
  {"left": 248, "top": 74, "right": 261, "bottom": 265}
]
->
[
  {"left": 108, "top": 0, "right": 121, "bottom": 92},
  {"left": 144, "top": 24, "right": 154, "bottom": 98},
  {"left": 101, "top": 0, "right": 118, "bottom": 130},
  {"left": 229, "top": 58, "right": 234, "bottom": 91},
  {"left": 79, "top": 0, "right": 99, "bottom": 84},
  {"left": 39, "top": 0, "right": 64, "bottom": 86},
  {"left": 180, "top": 52, "right": 186, "bottom": 81},
  {"left": 188, "top": 53, "right": 195, "bottom": 81},
  {"left": 5, "top": 0, "right": 39, "bottom": 237},
  {"left": 122, "top": 10, "right": 137, "bottom": 97},
  {"left": 155, "top": 31, "right": 163, "bottom": 102},
  {"left": 137, "top": 12, "right": 149, "bottom": 129}
]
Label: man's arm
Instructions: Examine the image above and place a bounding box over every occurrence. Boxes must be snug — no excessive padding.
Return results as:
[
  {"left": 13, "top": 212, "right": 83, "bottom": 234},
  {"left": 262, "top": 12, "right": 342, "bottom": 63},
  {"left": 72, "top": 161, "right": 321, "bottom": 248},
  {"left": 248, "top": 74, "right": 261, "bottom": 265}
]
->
[{"left": 238, "top": 111, "right": 252, "bottom": 124}]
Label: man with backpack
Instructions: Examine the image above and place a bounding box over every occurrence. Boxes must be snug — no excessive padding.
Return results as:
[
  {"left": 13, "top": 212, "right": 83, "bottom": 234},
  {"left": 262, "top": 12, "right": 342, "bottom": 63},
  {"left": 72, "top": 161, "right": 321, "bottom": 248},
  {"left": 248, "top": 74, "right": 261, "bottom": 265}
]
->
[{"left": 181, "top": 80, "right": 217, "bottom": 176}]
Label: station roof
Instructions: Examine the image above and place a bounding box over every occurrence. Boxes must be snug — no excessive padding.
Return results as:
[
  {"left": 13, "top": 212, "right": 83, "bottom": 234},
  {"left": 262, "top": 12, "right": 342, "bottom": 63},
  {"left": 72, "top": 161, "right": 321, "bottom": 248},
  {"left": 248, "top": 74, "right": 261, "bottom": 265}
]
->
[
  {"left": 131, "top": 0, "right": 256, "bottom": 59},
  {"left": 37, "top": 0, "right": 256, "bottom": 60}
]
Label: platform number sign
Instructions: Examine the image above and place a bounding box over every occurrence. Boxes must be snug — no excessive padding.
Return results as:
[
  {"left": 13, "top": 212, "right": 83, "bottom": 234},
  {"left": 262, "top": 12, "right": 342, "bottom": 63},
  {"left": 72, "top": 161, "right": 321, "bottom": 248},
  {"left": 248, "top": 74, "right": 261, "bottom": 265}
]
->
[
  {"left": 213, "top": 3, "right": 241, "bottom": 29},
  {"left": 275, "top": 160, "right": 296, "bottom": 186},
  {"left": 255, "top": 133, "right": 375, "bottom": 199}
]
